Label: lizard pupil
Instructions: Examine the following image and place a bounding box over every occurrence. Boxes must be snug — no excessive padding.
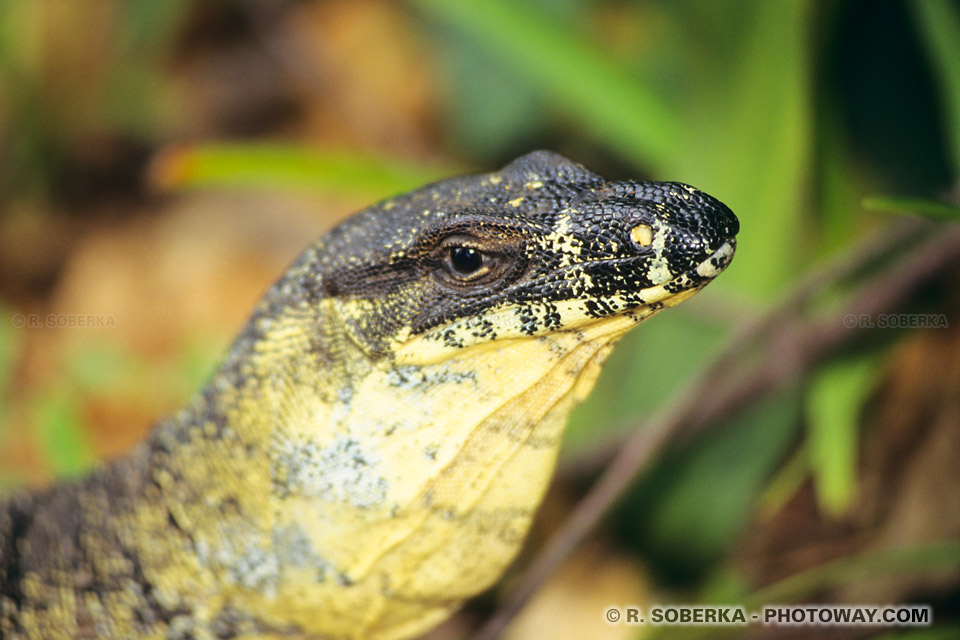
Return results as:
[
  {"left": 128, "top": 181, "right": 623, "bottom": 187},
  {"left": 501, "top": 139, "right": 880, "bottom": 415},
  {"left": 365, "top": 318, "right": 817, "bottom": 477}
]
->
[{"left": 449, "top": 246, "right": 484, "bottom": 275}]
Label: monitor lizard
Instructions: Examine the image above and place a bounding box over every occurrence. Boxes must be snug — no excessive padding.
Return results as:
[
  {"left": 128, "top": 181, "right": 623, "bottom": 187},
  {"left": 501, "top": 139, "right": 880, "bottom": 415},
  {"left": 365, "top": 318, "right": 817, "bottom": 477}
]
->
[{"left": 0, "top": 151, "right": 738, "bottom": 639}]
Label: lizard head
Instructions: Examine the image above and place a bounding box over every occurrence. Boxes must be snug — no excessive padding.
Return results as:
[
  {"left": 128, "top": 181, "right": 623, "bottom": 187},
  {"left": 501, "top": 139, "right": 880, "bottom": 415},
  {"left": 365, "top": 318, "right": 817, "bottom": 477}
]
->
[
  {"left": 199, "top": 152, "right": 738, "bottom": 638},
  {"left": 316, "top": 150, "right": 738, "bottom": 364}
]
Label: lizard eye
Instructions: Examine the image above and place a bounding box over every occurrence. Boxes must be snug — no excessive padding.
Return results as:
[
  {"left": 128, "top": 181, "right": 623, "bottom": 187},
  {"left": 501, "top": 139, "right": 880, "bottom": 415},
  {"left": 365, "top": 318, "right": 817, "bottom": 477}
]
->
[
  {"left": 443, "top": 245, "right": 499, "bottom": 282},
  {"left": 448, "top": 246, "right": 485, "bottom": 276},
  {"left": 430, "top": 234, "right": 516, "bottom": 288}
]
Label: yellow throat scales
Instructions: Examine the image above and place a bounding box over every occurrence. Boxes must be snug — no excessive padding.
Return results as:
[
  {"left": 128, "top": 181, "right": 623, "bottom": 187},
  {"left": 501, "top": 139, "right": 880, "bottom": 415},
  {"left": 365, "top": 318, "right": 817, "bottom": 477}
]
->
[{"left": 1, "top": 151, "right": 738, "bottom": 639}]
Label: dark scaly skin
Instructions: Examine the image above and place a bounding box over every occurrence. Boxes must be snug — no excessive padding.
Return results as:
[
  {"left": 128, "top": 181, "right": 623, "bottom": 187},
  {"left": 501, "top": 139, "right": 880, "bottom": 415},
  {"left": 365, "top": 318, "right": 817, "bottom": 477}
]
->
[{"left": 0, "top": 151, "right": 738, "bottom": 639}]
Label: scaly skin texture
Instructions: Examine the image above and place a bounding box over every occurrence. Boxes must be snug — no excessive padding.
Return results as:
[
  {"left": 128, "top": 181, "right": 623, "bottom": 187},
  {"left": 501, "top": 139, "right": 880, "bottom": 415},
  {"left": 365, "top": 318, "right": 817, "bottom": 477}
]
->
[{"left": 0, "top": 151, "right": 738, "bottom": 639}]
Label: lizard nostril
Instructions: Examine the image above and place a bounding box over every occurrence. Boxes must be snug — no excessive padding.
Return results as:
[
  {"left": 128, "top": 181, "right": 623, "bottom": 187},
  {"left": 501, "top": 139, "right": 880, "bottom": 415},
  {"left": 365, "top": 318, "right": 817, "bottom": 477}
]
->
[{"left": 630, "top": 223, "right": 653, "bottom": 247}]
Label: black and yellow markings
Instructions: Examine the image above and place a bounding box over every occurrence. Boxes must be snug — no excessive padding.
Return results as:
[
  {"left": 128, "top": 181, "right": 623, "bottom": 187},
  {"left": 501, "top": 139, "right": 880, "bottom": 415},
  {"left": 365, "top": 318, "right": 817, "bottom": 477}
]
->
[{"left": 1, "top": 151, "right": 738, "bottom": 640}]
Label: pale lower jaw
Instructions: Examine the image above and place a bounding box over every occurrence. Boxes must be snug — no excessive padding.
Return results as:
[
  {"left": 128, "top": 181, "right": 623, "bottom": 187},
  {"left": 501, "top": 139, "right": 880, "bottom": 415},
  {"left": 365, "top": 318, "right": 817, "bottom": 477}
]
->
[
  {"left": 694, "top": 238, "right": 737, "bottom": 280},
  {"left": 636, "top": 237, "right": 737, "bottom": 308}
]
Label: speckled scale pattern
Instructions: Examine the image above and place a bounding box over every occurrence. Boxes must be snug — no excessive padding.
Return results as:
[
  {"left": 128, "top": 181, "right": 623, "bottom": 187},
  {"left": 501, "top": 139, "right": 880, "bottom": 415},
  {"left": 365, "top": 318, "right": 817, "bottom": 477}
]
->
[
  {"left": 1, "top": 151, "right": 737, "bottom": 640},
  {"left": 315, "top": 152, "right": 736, "bottom": 352}
]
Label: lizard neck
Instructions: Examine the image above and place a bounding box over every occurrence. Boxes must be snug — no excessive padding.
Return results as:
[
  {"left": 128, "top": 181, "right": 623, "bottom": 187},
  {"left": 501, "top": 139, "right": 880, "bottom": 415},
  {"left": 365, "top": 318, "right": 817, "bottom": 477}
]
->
[{"left": 130, "top": 275, "right": 632, "bottom": 637}]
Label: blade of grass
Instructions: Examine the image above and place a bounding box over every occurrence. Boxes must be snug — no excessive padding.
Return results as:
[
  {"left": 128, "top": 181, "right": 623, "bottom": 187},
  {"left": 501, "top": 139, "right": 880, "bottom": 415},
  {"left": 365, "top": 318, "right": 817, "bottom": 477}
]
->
[
  {"left": 863, "top": 197, "right": 960, "bottom": 220},
  {"left": 806, "top": 354, "right": 878, "bottom": 518},
  {"left": 814, "top": 94, "right": 862, "bottom": 253},
  {"left": 747, "top": 541, "right": 960, "bottom": 605},
  {"left": 912, "top": 0, "right": 960, "bottom": 179},
  {"left": 151, "top": 143, "right": 450, "bottom": 198},
  {"left": 408, "top": 0, "right": 681, "bottom": 170},
  {"left": 686, "top": 0, "right": 811, "bottom": 296}
]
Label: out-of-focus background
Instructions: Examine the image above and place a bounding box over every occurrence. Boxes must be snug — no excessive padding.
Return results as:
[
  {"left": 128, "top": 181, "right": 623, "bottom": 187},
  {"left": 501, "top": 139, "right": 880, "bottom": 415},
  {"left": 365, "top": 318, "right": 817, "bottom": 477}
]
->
[{"left": 1, "top": 1, "right": 958, "bottom": 638}]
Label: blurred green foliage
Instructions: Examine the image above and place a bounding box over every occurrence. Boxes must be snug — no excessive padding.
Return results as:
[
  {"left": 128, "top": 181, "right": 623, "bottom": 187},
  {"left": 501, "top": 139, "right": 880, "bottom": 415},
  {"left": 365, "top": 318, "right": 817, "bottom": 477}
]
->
[
  {"left": 18, "top": 334, "right": 225, "bottom": 481},
  {"left": 620, "top": 387, "right": 803, "bottom": 581},
  {"left": 29, "top": 387, "right": 96, "bottom": 480},
  {"left": 0, "top": 0, "right": 190, "bottom": 202}
]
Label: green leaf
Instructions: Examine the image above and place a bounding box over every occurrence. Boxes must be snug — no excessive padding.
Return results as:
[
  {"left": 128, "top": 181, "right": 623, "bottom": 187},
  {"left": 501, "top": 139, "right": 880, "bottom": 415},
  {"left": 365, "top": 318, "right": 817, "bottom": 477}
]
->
[
  {"left": 806, "top": 354, "right": 879, "bottom": 518},
  {"left": 151, "top": 143, "right": 449, "bottom": 198},
  {"left": 409, "top": 0, "right": 681, "bottom": 170},
  {"left": 912, "top": 0, "right": 960, "bottom": 179},
  {"left": 862, "top": 196, "right": 960, "bottom": 220}
]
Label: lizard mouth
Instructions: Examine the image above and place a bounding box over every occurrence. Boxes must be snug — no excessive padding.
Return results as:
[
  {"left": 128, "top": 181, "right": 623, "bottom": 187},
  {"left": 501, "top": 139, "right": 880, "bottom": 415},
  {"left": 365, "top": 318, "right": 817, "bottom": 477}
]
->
[
  {"left": 689, "top": 238, "right": 737, "bottom": 282},
  {"left": 625, "top": 238, "right": 736, "bottom": 311}
]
